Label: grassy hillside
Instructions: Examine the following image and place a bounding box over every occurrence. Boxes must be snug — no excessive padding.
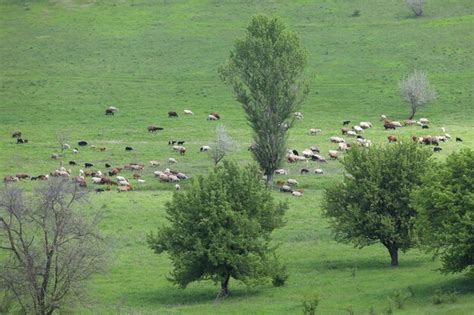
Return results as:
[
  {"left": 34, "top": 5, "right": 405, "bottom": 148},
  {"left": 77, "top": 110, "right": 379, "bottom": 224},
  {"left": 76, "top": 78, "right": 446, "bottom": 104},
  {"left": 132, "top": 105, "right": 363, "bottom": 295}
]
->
[{"left": 0, "top": 0, "right": 473, "bottom": 314}]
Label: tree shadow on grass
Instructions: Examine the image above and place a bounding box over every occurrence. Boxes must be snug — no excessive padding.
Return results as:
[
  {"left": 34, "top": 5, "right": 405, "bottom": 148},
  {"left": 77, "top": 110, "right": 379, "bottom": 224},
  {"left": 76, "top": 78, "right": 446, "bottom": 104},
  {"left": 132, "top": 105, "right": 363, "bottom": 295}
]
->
[
  {"left": 409, "top": 274, "right": 474, "bottom": 298},
  {"left": 126, "top": 284, "right": 263, "bottom": 307},
  {"left": 294, "top": 255, "right": 427, "bottom": 273}
]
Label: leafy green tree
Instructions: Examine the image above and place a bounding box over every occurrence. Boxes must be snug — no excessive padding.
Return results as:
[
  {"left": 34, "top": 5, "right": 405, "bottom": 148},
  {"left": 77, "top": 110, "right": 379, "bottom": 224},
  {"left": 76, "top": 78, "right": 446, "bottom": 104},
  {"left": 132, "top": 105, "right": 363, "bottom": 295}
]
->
[
  {"left": 147, "top": 161, "right": 287, "bottom": 298},
  {"left": 322, "top": 142, "right": 432, "bottom": 266},
  {"left": 412, "top": 149, "right": 474, "bottom": 273},
  {"left": 220, "top": 15, "right": 308, "bottom": 185}
]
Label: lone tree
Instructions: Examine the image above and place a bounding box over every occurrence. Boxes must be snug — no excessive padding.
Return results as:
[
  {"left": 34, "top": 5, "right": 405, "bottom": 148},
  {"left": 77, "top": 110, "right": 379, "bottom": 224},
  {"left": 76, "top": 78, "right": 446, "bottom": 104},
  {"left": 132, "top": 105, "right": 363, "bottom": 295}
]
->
[
  {"left": 406, "top": 0, "right": 425, "bottom": 17},
  {"left": 412, "top": 149, "right": 474, "bottom": 273},
  {"left": 211, "top": 124, "right": 234, "bottom": 166},
  {"left": 400, "top": 70, "right": 436, "bottom": 120},
  {"left": 0, "top": 179, "right": 106, "bottom": 315},
  {"left": 220, "top": 15, "right": 308, "bottom": 185},
  {"left": 322, "top": 142, "right": 431, "bottom": 266},
  {"left": 147, "top": 161, "right": 287, "bottom": 298}
]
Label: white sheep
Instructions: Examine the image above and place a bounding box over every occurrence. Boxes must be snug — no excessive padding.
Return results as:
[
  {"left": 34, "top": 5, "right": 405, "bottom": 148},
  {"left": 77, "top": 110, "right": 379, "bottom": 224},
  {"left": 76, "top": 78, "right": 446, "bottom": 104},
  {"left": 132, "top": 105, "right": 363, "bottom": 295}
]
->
[
  {"left": 314, "top": 169, "right": 324, "bottom": 175},
  {"left": 72, "top": 149, "right": 78, "bottom": 154},
  {"left": 175, "top": 184, "right": 180, "bottom": 191},
  {"left": 330, "top": 136, "right": 345, "bottom": 143},
  {"left": 353, "top": 126, "right": 364, "bottom": 133},
  {"left": 63, "top": 143, "right": 70, "bottom": 150},
  {"left": 338, "top": 143, "right": 348, "bottom": 151},
  {"left": 419, "top": 118, "right": 429, "bottom": 124},
  {"left": 292, "top": 191, "right": 303, "bottom": 197},
  {"left": 310, "top": 128, "right": 322, "bottom": 135},
  {"left": 275, "top": 169, "right": 288, "bottom": 175},
  {"left": 92, "top": 177, "right": 102, "bottom": 184},
  {"left": 116, "top": 176, "right": 126, "bottom": 182},
  {"left": 287, "top": 179, "right": 299, "bottom": 186},
  {"left": 200, "top": 145, "right": 211, "bottom": 152},
  {"left": 118, "top": 180, "right": 129, "bottom": 186},
  {"left": 294, "top": 112, "right": 304, "bottom": 119},
  {"left": 184, "top": 110, "right": 194, "bottom": 115},
  {"left": 347, "top": 130, "right": 357, "bottom": 137},
  {"left": 150, "top": 160, "right": 160, "bottom": 167},
  {"left": 360, "top": 122, "right": 372, "bottom": 129},
  {"left": 168, "top": 158, "right": 177, "bottom": 164},
  {"left": 380, "top": 114, "right": 387, "bottom": 121},
  {"left": 392, "top": 121, "right": 403, "bottom": 127},
  {"left": 137, "top": 179, "right": 146, "bottom": 184},
  {"left": 207, "top": 114, "right": 218, "bottom": 121}
]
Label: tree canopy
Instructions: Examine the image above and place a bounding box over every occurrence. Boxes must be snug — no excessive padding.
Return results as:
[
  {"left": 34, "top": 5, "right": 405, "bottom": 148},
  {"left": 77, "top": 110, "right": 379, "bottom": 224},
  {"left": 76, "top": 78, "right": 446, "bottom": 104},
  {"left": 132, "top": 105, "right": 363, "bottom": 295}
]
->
[
  {"left": 412, "top": 148, "right": 474, "bottom": 273},
  {"left": 399, "top": 69, "right": 436, "bottom": 120},
  {"left": 322, "top": 142, "right": 432, "bottom": 266},
  {"left": 147, "top": 161, "right": 287, "bottom": 298},
  {"left": 220, "top": 15, "right": 308, "bottom": 184}
]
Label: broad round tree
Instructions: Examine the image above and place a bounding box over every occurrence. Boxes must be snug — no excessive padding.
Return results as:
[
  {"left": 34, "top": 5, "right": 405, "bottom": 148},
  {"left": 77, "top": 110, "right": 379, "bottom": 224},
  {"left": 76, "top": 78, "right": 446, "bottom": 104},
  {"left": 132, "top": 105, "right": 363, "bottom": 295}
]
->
[
  {"left": 322, "top": 142, "right": 432, "bottom": 266},
  {"left": 147, "top": 161, "right": 287, "bottom": 298}
]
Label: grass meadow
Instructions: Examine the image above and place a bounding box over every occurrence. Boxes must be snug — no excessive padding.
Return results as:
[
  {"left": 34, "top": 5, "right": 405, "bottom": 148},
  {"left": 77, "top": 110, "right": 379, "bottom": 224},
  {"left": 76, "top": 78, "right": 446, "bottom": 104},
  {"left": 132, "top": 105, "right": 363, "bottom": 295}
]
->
[{"left": 0, "top": 0, "right": 473, "bottom": 313}]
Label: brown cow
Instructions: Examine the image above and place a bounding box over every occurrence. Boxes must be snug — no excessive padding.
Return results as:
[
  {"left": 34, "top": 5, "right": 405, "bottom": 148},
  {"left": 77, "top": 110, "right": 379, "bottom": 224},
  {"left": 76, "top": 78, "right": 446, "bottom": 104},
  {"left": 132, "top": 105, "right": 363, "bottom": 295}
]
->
[
  {"left": 209, "top": 112, "right": 220, "bottom": 119},
  {"left": 388, "top": 135, "right": 397, "bottom": 143},
  {"left": 148, "top": 125, "right": 164, "bottom": 132}
]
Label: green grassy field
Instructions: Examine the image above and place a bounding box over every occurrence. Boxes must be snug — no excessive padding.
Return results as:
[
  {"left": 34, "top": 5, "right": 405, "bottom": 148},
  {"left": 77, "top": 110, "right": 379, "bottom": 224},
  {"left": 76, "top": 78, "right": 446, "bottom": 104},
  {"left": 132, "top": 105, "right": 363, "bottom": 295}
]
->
[{"left": 1, "top": 0, "right": 473, "bottom": 314}]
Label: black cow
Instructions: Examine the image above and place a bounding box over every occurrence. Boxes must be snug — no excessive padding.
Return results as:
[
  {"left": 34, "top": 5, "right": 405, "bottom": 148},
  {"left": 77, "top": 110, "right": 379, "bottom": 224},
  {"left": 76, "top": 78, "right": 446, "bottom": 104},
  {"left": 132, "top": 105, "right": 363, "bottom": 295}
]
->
[
  {"left": 69, "top": 161, "right": 77, "bottom": 166},
  {"left": 343, "top": 120, "right": 351, "bottom": 126},
  {"left": 433, "top": 147, "right": 442, "bottom": 152},
  {"left": 125, "top": 146, "right": 133, "bottom": 151},
  {"left": 105, "top": 109, "right": 115, "bottom": 115},
  {"left": 177, "top": 141, "right": 185, "bottom": 145},
  {"left": 422, "top": 125, "right": 429, "bottom": 129},
  {"left": 78, "top": 141, "right": 88, "bottom": 146},
  {"left": 105, "top": 163, "right": 111, "bottom": 168},
  {"left": 168, "top": 140, "right": 177, "bottom": 145},
  {"left": 84, "top": 162, "right": 94, "bottom": 168},
  {"left": 456, "top": 137, "right": 463, "bottom": 142},
  {"left": 12, "top": 131, "right": 21, "bottom": 138},
  {"left": 168, "top": 111, "right": 178, "bottom": 118},
  {"left": 292, "top": 149, "right": 299, "bottom": 156}
]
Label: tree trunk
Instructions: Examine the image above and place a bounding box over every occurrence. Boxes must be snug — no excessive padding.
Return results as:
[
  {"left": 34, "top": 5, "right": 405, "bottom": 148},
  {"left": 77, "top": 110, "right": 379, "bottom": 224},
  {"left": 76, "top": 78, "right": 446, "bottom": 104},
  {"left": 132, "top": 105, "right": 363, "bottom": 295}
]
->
[
  {"left": 218, "top": 275, "right": 230, "bottom": 299},
  {"left": 387, "top": 245, "right": 399, "bottom": 267},
  {"left": 266, "top": 173, "right": 273, "bottom": 187},
  {"left": 408, "top": 104, "right": 416, "bottom": 120}
]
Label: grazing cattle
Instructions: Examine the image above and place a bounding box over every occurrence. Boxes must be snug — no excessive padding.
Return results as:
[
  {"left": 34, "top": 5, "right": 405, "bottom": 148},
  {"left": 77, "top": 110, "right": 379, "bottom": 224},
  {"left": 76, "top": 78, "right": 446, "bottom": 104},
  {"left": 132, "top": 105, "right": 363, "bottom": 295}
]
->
[
  {"left": 177, "top": 141, "right": 185, "bottom": 145},
  {"left": 343, "top": 120, "right": 351, "bottom": 126},
  {"left": 105, "top": 163, "right": 111, "bottom": 168},
  {"left": 433, "top": 147, "right": 442, "bottom": 153},
  {"left": 105, "top": 109, "right": 115, "bottom": 115},
  {"left": 329, "top": 150, "right": 338, "bottom": 160},
  {"left": 419, "top": 118, "right": 429, "bottom": 124},
  {"left": 347, "top": 131, "right": 357, "bottom": 137},
  {"left": 314, "top": 169, "right": 324, "bottom": 175},
  {"left": 300, "top": 168, "right": 309, "bottom": 175},
  {"left": 311, "top": 154, "right": 327, "bottom": 163},
  {"left": 310, "top": 146, "right": 320, "bottom": 153},
  {"left": 69, "top": 161, "right": 77, "bottom": 166},
  {"left": 11, "top": 130, "right": 21, "bottom": 138},
  {"left": 338, "top": 142, "right": 348, "bottom": 151},
  {"left": 124, "top": 163, "right": 144, "bottom": 171},
  {"left": 84, "top": 162, "right": 94, "bottom": 168},
  {"left": 412, "top": 135, "right": 418, "bottom": 142},
  {"left": 403, "top": 119, "right": 417, "bottom": 126},
  {"left": 207, "top": 114, "right": 218, "bottom": 121},
  {"left": 184, "top": 110, "right": 193, "bottom": 115},
  {"left": 51, "top": 153, "right": 60, "bottom": 160},
  {"left": 210, "top": 112, "right": 220, "bottom": 119},
  {"left": 456, "top": 137, "right": 463, "bottom": 142},
  {"left": 100, "top": 177, "right": 115, "bottom": 185},
  {"left": 200, "top": 145, "right": 211, "bottom": 152},
  {"left": 388, "top": 135, "right": 397, "bottom": 143},
  {"left": 148, "top": 125, "right": 164, "bottom": 132},
  {"left": 125, "top": 146, "right": 133, "bottom": 151},
  {"left": 353, "top": 126, "right": 364, "bottom": 133},
  {"left": 168, "top": 158, "right": 177, "bottom": 164},
  {"left": 341, "top": 128, "right": 350, "bottom": 135},
  {"left": 384, "top": 120, "right": 397, "bottom": 130},
  {"left": 292, "top": 149, "right": 299, "bottom": 156},
  {"left": 17, "top": 138, "right": 27, "bottom": 144},
  {"left": 310, "top": 128, "right": 322, "bottom": 135},
  {"left": 168, "top": 140, "right": 177, "bottom": 145},
  {"left": 422, "top": 125, "right": 429, "bottom": 129},
  {"left": 168, "top": 111, "right": 179, "bottom": 118},
  {"left": 78, "top": 141, "right": 88, "bottom": 146}
]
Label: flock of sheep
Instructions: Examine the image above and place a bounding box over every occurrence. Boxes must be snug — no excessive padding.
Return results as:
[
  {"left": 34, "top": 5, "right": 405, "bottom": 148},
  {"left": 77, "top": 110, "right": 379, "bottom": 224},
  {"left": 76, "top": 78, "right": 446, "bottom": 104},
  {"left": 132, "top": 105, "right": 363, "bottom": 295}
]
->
[
  {"left": 273, "top": 112, "right": 462, "bottom": 197},
  {"left": 3, "top": 107, "right": 463, "bottom": 196}
]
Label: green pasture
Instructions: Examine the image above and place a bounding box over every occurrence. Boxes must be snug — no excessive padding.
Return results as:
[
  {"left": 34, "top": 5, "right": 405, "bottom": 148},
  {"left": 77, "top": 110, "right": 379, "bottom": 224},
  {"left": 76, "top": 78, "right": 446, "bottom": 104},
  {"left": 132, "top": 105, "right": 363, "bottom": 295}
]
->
[{"left": 0, "top": 0, "right": 473, "bottom": 313}]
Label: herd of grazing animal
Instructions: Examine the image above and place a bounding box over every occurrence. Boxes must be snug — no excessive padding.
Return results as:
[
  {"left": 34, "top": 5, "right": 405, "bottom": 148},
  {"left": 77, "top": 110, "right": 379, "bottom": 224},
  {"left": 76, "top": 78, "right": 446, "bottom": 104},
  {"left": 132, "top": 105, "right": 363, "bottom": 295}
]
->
[{"left": 4, "top": 107, "right": 465, "bottom": 195}]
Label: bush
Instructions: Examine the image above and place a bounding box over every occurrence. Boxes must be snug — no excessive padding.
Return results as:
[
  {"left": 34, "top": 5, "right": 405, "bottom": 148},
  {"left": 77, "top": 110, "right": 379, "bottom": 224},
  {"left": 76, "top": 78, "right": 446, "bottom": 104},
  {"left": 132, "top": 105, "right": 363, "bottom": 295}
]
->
[
  {"left": 351, "top": 9, "right": 361, "bottom": 17},
  {"left": 431, "top": 289, "right": 458, "bottom": 305},
  {"left": 302, "top": 294, "right": 320, "bottom": 315}
]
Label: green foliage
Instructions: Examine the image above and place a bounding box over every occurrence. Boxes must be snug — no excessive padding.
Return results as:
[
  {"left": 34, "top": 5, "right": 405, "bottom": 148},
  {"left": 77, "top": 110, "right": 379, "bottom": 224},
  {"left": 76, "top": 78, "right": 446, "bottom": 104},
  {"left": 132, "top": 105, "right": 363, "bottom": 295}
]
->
[
  {"left": 412, "top": 149, "right": 474, "bottom": 273},
  {"left": 388, "top": 290, "right": 410, "bottom": 309},
  {"left": 302, "top": 294, "right": 320, "bottom": 315},
  {"left": 322, "top": 142, "right": 432, "bottom": 266},
  {"left": 270, "top": 254, "right": 289, "bottom": 287},
  {"left": 220, "top": 15, "right": 308, "bottom": 183},
  {"left": 147, "top": 161, "right": 287, "bottom": 296}
]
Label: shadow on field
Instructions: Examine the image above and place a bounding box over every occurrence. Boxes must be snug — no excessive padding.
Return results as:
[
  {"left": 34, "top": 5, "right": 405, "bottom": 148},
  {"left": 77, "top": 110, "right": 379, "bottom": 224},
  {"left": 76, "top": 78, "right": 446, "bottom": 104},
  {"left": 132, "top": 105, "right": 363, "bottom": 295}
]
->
[
  {"left": 129, "top": 285, "right": 262, "bottom": 306},
  {"left": 410, "top": 274, "right": 474, "bottom": 298},
  {"left": 294, "top": 255, "right": 426, "bottom": 273}
]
